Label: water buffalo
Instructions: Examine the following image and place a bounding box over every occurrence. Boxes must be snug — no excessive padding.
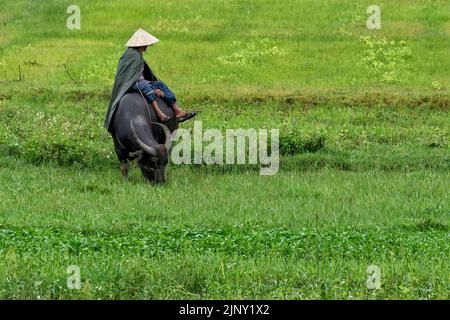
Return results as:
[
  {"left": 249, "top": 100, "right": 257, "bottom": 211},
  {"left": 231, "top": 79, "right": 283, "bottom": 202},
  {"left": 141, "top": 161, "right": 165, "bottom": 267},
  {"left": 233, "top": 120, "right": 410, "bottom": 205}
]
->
[{"left": 110, "top": 92, "right": 178, "bottom": 184}]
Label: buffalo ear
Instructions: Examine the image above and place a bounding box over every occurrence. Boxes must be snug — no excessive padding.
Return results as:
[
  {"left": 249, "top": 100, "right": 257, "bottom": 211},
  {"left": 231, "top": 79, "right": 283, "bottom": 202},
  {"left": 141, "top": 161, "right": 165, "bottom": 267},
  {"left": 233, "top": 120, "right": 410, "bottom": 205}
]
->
[{"left": 128, "top": 150, "right": 143, "bottom": 159}]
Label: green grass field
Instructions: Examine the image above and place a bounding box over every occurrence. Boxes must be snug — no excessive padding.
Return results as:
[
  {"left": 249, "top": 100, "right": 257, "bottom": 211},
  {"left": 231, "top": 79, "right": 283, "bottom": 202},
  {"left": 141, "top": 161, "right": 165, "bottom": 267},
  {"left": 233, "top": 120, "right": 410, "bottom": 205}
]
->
[{"left": 0, "top": 0, "right": 449, "bottom": 299}]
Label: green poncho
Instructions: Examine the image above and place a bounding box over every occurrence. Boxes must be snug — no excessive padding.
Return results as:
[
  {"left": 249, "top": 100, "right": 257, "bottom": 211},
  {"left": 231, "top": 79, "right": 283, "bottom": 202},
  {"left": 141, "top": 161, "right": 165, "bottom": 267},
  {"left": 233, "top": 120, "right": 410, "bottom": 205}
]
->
[{"left": 104, "top": 47, "right": 158, "bottom": 132}]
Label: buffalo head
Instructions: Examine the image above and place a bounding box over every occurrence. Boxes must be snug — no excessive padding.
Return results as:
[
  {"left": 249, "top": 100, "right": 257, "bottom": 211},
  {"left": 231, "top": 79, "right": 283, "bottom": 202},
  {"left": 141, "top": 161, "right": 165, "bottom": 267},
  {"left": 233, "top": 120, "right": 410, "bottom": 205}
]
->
[{"left": 130, "top": 121, "right": 172, "bottom": 184}]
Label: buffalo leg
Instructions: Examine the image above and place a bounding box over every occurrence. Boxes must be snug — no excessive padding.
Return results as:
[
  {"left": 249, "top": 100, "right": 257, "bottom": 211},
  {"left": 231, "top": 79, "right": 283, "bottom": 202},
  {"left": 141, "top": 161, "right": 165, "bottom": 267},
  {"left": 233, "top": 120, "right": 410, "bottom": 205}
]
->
[{"left": 120, "top": 161, "right": 129, "bottom": 179}]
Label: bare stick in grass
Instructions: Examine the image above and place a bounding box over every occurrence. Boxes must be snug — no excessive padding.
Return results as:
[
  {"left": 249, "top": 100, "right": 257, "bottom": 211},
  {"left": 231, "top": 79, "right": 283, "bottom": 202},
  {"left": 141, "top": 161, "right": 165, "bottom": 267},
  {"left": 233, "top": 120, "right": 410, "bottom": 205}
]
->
[{"left": 63, "top": 64, "right": 78, "bottom": 84}]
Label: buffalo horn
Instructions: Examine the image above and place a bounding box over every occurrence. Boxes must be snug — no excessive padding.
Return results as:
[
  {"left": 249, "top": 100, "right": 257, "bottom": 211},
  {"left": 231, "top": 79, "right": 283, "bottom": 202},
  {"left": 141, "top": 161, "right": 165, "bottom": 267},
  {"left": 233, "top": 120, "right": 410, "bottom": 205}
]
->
[{"left": 130, "top": 121, "right": 158, "bottom": 156}]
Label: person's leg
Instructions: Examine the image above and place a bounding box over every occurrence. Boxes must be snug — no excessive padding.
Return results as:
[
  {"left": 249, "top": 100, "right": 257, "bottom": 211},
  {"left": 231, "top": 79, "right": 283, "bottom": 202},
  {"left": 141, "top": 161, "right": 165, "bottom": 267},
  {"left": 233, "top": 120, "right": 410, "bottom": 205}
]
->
[
  {"left": 152, "top": 81, "right": 190, "bottom": 118},
  {"left": 136, "top": 81, "right": 171, "bottom": 122},
  {"left": 172, "top": 103, "right": 188, "bottom": 117}
]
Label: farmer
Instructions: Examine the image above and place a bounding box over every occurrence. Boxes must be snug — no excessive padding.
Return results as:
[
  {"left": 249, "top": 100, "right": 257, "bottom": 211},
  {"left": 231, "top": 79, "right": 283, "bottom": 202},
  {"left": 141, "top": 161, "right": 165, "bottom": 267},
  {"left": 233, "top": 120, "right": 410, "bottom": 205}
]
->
[{"left": 104, "top": 28, "right": 196, "bottom": 131}]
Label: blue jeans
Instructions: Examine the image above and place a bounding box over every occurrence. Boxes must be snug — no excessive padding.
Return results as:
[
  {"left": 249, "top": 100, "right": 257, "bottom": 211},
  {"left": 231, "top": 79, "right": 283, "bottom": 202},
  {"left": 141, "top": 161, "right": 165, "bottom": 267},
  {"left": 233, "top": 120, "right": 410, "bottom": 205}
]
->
[{"left": 132, "top": 80, "right": 177, "bottom": 106}]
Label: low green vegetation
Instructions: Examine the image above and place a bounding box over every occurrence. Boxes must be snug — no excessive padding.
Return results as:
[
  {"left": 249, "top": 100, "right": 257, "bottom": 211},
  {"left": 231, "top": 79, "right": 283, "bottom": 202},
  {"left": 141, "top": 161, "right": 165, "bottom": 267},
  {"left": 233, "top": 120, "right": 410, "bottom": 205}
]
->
[{"left": 0, "top": 0, "right": 449, "bottom": 299}]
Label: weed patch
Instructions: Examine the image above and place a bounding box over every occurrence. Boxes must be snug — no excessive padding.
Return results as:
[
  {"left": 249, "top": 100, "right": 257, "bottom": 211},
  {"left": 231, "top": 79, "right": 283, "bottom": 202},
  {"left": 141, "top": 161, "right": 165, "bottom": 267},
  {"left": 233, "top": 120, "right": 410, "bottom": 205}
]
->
[{"left": 360, "top": 36, "right": 413, "bottom": 85}]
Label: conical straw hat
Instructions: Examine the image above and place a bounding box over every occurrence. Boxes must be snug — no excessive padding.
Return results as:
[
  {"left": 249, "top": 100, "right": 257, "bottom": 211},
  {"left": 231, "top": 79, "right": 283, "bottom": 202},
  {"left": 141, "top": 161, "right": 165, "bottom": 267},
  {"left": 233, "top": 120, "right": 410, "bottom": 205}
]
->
[{"left": 126, "top": 28, "right": 159, "bottom": 47}]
